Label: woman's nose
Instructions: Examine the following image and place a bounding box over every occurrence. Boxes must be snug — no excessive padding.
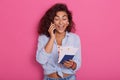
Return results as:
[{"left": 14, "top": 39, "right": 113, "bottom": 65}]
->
[{"left": 59, "top": 19, "right": 63, "bottom": 25}]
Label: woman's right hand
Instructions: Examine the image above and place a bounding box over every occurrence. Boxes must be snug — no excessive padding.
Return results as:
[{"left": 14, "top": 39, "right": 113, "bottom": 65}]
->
[
  {"left": 45, "top": 23, "right": 56, "bottom": 53},
  {"left": 48, "top": 22, "right": 56, "bottom": 39}
]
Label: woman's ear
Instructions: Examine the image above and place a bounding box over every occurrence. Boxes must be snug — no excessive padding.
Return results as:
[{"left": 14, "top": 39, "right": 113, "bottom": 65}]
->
[{"left": 67, "top": 22, "right": 69, "bottom": 25}]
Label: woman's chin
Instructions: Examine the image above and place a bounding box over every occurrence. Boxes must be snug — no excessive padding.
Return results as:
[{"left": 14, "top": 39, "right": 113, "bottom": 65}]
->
[{"left": 56, "top": 30, "right": 65, "bottom": 34}]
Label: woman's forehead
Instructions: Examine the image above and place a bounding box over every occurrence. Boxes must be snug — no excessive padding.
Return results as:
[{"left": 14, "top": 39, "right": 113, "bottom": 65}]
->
[{"left": 55, "top": 11, "right": 68, "bottom": 17}]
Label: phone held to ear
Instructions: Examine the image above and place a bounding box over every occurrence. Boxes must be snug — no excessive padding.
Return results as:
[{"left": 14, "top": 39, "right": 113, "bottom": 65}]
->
[{"left": 51, "top": 22, "right": 56, "bottom": 34}]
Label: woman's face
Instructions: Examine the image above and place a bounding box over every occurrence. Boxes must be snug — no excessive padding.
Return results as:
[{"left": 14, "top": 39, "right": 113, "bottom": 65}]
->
[{"left": 53, "top": 11, "right": 69, "bottom": 33}]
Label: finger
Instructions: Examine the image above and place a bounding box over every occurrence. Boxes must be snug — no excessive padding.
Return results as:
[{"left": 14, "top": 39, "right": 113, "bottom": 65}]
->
[
  {"left": 49, "top": 24, "right": 55, "bottom": 30},
  {"left": 63, "top": 62, "right": 72, "bottom": 68},
  {"left": 51, "top": 27, "right": 56, "bottom": 33},
  {"left": 65, "top": 60, "right": 73, "bottom": 63},
  {"left": 49, "top": 26, "right": 56, "bottom": 32},
  {"left": 64, "top": 60, "right": 74, "bottom": 66},
  {"left": 63, "top": 62, "right": 69, "bottom": 66},
  {"left": 63, "top": 61, "right": 69, "bottom": 65},
  {"left": 69, "top": 60, "right": 74, "bottom": 65},
  {"left": 64, "top": 61, "right": 72, "bottom": 66},
  {"left": 51, "top": 22, "right": 53, "bottom": 25},
  {"left": 64, "top": 61, "right": 70, "bottom": 64},
  {"left": 69, "top": 60, "right": 74, "bottom": 63},
  {"left": 51, "top": 22, "right": 52, "bottom": 25},
  {"left": 52, "top": 27, "right": 56, "bottom": 30},
  {"left": 48, "top": 24, "right": 55, "bottom": 32}
]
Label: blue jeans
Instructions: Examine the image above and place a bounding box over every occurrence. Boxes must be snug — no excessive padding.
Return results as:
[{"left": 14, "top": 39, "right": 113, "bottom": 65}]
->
[{"left": 44, "top": 74, "right": 76, "bottom": 80}]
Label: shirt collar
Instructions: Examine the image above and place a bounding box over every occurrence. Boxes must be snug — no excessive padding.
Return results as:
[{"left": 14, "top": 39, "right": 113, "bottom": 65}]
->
[{"left": 65, "top": 31, "right": 70, "bottom": 37}]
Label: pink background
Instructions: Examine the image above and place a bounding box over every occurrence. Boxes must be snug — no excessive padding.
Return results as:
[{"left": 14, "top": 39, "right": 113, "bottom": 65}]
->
[{"left": 0, "top": 0, "right": 120, "bottom": 80}]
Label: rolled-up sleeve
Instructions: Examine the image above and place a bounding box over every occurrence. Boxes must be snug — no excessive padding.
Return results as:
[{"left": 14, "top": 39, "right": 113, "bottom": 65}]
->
[
  {"left": 36, "top": 35, "right": 52, "bottom": 64},
  {"left": 72, "top": 35, "right": 82, "bottom": 72}
]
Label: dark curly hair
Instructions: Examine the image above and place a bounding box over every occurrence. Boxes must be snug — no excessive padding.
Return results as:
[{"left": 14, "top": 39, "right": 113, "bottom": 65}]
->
[{"left": 38, "top": 3, "right": 75, "bottom": 37}]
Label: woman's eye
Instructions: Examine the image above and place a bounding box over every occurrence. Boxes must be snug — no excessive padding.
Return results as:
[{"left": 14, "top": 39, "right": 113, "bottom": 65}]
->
[
  {"left": 54, "top": 18, "right": 59, "bottom": 21},
  {"left": 63, "top": 18, "right": 67, "bottom": 20},
  {"left": 63, "top": 17, "right": 68, "bottom": 20}
]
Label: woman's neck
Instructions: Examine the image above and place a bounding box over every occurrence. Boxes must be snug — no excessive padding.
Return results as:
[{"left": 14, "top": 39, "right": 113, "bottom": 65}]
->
[
  {"left": 55, "top": 32, "right": 66, "bottom": 46},
  {"left": 55, "top": 31, "right": 66, "bottom": 39}
]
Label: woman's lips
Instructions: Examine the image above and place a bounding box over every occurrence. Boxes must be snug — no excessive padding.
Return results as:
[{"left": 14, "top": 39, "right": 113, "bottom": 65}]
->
[{"left": 58, "top": 26, "right": 64, "bottom": 30}]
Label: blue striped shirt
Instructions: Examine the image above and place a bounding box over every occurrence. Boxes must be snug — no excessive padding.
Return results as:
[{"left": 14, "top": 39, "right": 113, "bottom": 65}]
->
[{"left": 36, "top": 32, "right": 82, "bottom": 77}]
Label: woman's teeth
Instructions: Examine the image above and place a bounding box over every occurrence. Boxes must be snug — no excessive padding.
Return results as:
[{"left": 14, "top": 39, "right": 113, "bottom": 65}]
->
[{"left": 58, "top": 26, "right": 63, "bottom": 29}]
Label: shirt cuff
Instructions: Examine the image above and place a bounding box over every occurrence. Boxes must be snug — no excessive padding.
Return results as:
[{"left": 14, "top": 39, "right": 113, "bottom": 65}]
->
[{"left": 42, "top": 48, "right": 52, "bottom": 57}]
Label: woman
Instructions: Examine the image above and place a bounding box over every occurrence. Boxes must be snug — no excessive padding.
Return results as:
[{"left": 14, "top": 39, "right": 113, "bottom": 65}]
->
[{"left": 36, "top": 3, "right": 81, "bottom": 80}]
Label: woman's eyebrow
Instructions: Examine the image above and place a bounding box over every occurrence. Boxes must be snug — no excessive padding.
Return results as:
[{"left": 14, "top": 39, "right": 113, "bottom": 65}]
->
[
  {"left": 62, "top": 15, "right": 67, "bottom": 17},
  {"left": 55, "top": 15, "right": 67, "bottom": 17}
]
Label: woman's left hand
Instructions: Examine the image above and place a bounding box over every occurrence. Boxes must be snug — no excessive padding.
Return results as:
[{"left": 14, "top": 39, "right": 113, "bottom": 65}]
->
[{"left": 63, "top": 60, "right": 74, "bottom": 68}]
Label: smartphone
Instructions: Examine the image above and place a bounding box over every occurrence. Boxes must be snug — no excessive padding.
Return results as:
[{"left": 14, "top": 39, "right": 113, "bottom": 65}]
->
[
  {"left": 51, "top": 22, "right": 56, "bottom": 34},
  {"left": 53, "top": 29, "right": 56, "bottom": 34}
]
